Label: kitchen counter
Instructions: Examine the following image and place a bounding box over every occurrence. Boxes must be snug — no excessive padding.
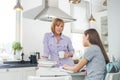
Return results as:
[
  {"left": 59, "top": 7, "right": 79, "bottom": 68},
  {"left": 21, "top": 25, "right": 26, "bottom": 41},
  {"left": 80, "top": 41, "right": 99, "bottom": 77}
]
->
[
  {"left": 0, "top": 61, "right": 37, "bottom": 69},
  {"left": 36, "top": 67, "right": 85, "bottom": 80}
]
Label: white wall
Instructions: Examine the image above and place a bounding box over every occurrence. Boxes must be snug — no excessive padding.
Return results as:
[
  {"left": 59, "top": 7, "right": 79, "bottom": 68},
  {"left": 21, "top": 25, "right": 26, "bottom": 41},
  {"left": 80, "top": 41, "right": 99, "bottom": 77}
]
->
[
  {"left": 22, "top": 0, "right": 72, "bottom": 59},
  {"left": 108, "top": 0, "right": 120, "bottom": 59}
]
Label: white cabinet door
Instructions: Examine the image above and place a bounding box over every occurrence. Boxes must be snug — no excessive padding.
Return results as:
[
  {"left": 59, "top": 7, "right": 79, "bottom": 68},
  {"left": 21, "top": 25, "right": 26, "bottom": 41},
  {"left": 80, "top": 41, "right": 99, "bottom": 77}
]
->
[
  {"left": 0, "top": 68, "right": 19, "bottom": 80},
  {"left": 0, "top": 67, "right": 36, "bottom": 80},
  {"left": 19, "top": 67, "right": 36, "bottom": 80}
]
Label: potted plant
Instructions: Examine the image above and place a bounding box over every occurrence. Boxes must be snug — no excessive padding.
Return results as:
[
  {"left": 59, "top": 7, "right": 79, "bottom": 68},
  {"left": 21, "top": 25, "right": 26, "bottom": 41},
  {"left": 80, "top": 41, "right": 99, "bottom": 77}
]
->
[{"left": 12, "top": 41, "right": 22, "bottom": 55}]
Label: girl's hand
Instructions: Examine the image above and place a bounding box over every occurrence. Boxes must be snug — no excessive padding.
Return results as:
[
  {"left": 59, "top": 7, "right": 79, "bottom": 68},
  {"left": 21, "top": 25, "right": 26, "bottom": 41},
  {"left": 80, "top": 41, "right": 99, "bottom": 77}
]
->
[
  {"left": 84, "top": 70, "right": 87, "bottom": 76},
  {"left": 62, "top": 64, "right": 70, "bottom": 70},
  {"left": 62, "top": 64, "right": 75, "bottom": 72}
]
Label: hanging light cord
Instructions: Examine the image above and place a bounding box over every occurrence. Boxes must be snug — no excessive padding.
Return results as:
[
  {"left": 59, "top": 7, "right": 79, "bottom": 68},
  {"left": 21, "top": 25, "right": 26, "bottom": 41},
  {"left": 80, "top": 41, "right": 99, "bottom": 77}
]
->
[
  {"left": 89, "top": 0, "right": 96, "bottom": 22},
  {"left": 90, "top": 0, "right": 92, "bottom": 15}
]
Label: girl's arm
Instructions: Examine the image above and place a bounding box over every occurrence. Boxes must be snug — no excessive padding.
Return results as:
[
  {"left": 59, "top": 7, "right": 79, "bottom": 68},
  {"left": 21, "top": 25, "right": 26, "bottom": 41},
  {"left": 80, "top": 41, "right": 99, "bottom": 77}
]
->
[{"left": 63, "top": 58, "right": 88, "bottom": 72}]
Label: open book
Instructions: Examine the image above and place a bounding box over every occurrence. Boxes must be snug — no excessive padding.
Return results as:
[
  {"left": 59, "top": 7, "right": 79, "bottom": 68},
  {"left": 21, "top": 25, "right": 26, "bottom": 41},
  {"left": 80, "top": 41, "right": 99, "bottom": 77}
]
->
[
  {"left": 59, "top": 66, "right": 86, "bottom": 73},
  {"left": 59, "top": 66, "right": 74, "bottom": 73}
]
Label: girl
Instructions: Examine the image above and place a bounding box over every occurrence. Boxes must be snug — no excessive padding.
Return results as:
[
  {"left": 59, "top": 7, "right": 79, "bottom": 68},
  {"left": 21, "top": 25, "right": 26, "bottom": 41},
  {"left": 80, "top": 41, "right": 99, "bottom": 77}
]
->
[{"left": 63, "top": 28, "right": 109, "bottom": 80}]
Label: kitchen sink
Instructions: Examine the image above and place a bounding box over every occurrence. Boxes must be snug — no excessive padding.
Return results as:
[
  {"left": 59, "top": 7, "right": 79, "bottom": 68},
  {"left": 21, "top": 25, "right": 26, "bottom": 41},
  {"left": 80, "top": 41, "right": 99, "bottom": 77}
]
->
[
  {"left": 0, "top": 64, "right": 10, "bottom": 67},
  {"left": 0, "top": 61, "right": 37, "bottom": 68},
  {"left": 3, "top": 60, "right": 30, "bottom": 64}
]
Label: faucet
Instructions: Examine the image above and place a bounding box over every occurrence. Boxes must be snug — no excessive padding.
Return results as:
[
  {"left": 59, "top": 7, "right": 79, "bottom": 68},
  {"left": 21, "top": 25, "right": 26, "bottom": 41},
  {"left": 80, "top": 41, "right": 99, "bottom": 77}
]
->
[{"left": 20, "top": 52, "right": 25, "bottom": 63}]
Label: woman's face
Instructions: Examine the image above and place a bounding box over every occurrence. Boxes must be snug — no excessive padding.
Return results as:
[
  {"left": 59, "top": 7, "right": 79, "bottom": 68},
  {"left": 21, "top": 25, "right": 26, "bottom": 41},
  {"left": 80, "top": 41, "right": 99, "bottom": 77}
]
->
[
  {"left": 83, "top": 34, "right": 89, "bottom": 47},
  {"left": 54, "top": 24, "right": 63, "bottom": 35}
]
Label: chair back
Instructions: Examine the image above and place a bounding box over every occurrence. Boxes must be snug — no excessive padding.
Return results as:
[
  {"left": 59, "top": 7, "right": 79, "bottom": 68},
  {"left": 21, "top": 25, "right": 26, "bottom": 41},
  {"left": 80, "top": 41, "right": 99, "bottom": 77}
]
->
[
  {"left": 28, "top": 76, "right": 72, "bottom": 80},
  {"left": 105, "top": 72, "right": 120, "bottom": 80}
]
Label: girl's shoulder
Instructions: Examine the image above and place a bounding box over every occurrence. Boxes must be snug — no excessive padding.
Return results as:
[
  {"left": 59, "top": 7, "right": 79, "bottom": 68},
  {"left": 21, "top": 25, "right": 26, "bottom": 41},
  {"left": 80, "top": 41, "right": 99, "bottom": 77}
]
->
[{"left": 85, "top": 45, "right": 101, "bottom": 53}]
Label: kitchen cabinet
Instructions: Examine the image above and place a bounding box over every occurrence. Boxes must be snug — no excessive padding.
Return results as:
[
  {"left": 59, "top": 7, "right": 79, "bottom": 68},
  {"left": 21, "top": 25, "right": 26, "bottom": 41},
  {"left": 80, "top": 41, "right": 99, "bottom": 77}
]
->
[
  {"left": 0, "top": 67, "right": 36, "bottom": 80},
  {"left": 0, "top": 68, "right": 19, "bottom": 80},
  {"left": 21, "top": 67, "right": 36, "bottom": 80}
]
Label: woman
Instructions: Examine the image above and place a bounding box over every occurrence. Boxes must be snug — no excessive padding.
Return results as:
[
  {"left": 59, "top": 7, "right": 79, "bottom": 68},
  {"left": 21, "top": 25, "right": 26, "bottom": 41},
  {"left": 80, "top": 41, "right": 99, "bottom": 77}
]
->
[
  {"left": 63, "top": 28, "right": 109, "bottom": 80},
  {"left": 42, "top": 18, "right": 74, "bottom": 67}
]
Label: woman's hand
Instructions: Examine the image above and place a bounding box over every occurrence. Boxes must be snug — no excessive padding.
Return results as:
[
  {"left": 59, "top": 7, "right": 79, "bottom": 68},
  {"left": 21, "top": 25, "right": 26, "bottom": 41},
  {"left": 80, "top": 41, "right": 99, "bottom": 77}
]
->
[
  {"left": 64, "top": 52, "right": 73, "bottom": 58},
  {"left": 41, "top": 56, "right": 48, "bottom": 60}
]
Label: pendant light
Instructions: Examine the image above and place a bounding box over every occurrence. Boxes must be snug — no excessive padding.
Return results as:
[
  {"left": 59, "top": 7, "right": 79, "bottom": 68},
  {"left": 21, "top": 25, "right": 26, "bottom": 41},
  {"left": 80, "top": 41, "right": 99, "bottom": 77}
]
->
[
  {"left": 103, "top": 0, "right": 107, "bottom": 6},
  {"left": 69, "top": 0, "right": 81, "bottom": 4},
  {"left": 13, "top": 0, "right": 23, "bottom": 11},
  {"left": 89, "top": 0, "right": 96, "bottom": 22}
]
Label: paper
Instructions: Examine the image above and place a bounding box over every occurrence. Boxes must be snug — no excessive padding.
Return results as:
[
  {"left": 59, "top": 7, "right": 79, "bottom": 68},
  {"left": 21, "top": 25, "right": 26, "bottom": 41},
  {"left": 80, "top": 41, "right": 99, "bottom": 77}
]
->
[
  {"left": 59, "top": 66, "right": 74, "bottom": 73},
  {"left": 59, "top": 66, "right": 86, "bottom": 73}
]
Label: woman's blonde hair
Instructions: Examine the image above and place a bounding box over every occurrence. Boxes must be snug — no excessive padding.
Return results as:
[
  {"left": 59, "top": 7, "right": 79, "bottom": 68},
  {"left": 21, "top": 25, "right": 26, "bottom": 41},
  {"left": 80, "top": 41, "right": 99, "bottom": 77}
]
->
[{"left": 51, "top": 18, "right": 64, "bottom": 34}]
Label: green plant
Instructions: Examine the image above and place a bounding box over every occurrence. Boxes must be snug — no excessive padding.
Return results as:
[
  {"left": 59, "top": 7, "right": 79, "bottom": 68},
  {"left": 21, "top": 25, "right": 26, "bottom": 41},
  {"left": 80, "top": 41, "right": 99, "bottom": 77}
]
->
[{"left": 12, "top": 41, "right": 22, "bottom": 55}]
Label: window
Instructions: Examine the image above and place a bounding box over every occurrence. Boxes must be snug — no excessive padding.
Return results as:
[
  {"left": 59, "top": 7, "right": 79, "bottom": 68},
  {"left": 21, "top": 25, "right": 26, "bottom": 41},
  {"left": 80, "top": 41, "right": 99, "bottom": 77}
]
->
[
  {"left": 0, "top": 0, "right": 16, "bottom": 60},
  {"left": 70, "top": 2, "right": 89, "bottom": 33},
  {"left": 71, "top": 33, "right": 84, "bottom": 59}
]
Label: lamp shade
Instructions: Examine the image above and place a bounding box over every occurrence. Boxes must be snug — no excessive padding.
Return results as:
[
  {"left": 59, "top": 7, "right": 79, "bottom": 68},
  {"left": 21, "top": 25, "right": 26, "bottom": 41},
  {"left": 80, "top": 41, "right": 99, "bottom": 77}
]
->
[
  {"left": 69, "top": 0, "right": 81, "bottom": 4},
  {"left": 89, "top": 14, "right": 96, "bottom": 22},
  {"left": 103, "top": 0, "right": 107, "bottom": 6},
  {"left": 13, "top": 0, "right": 23, "bottom": 11},
  {"left": 89, "top": 0, "right": 96, "bottom": 23}
]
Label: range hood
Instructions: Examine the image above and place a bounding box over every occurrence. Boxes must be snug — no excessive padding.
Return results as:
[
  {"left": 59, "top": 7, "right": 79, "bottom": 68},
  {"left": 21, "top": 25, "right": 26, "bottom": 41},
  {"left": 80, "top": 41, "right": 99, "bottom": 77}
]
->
[{"left": 23, "top": 0, "right": 76, "bottom": 22}]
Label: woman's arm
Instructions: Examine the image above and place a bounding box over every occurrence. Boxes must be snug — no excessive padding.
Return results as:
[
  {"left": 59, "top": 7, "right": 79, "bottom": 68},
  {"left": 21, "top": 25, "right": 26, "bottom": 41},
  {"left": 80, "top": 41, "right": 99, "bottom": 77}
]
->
[
  {"left": 64, "top": 37, "right": 74, "bottom": 58},
  {"left": 42, "top": 33, "right": 50, "bottom": 58},
  {"left": 63, "top": 58, "right": 88, "bottom": 72}
]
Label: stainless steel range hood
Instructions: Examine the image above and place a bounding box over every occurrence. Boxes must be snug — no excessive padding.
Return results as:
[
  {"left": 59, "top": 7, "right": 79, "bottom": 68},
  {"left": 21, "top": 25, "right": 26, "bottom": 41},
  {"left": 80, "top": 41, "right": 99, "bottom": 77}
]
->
[{"left": 23, "top": 0, "right": 76, "bottom": 22}]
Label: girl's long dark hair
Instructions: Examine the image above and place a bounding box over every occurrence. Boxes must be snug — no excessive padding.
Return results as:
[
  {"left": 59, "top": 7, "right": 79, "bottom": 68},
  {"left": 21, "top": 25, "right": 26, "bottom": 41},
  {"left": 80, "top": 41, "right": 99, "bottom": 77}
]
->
[{"left": 84, "top": 28, "right": 109, "bottom": 64}]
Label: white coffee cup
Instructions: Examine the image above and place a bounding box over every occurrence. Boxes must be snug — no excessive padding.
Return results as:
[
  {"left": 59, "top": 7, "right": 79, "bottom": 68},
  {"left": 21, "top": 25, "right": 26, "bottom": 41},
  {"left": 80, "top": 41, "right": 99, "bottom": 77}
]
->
[{"left": 58, "top": 51, "right": 65, "bottom": 58}]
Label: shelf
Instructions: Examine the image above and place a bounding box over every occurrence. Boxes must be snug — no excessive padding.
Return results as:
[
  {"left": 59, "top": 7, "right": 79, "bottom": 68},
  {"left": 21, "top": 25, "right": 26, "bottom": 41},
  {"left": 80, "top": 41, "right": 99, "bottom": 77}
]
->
[
  {"left": 96, "top": 11, "right": 108, "bottom": 52},
  {"left": 101, "top": 32, "right": 108, "bottom": 36},
  {"left": 101, "top": 15, "right": 108, "bottom": 52}
]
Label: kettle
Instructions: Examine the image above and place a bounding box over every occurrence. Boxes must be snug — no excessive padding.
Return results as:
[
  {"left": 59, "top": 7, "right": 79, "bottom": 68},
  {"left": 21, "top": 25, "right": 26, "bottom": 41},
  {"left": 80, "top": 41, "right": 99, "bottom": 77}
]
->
[{"left": 29, "top": 55, "right": 37, "bottom": 64}]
